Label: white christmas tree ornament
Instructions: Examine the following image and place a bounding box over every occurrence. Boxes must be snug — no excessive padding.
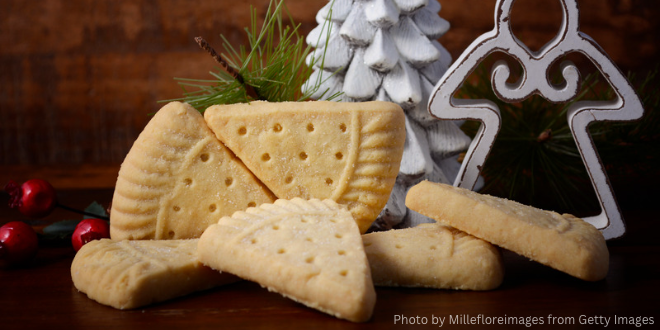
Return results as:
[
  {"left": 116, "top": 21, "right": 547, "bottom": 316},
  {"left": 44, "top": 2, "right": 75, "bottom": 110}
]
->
[
  {"left": 428, "top": 0, "right": 645, "bottom": 240},
  {"left": 303, "top": 0, "right": 475, "bottom": 231}
]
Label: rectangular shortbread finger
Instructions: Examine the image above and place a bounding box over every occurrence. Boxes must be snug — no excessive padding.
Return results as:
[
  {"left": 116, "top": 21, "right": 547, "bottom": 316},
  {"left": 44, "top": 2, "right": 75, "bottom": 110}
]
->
[
  {"left": 363, "top": 223, "right": 504, "bottom": 290},
  {"left": 406, "top": 181, "right": 609, "bottom": 281}
]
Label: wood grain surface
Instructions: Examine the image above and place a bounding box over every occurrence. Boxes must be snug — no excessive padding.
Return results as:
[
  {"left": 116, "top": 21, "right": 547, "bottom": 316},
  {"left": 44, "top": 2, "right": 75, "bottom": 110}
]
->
[
  {"left": 1, "top": 0, "right": 657, "bottom": 188},
  {"left": 0, "top": 188, "right": 658, "bottom": 329}
]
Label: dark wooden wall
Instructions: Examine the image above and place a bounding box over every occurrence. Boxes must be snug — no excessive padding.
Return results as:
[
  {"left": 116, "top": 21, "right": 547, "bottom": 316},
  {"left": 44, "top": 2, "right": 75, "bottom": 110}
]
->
[{"left": 1, "top": 0, "right": 657, "bottom": 188}]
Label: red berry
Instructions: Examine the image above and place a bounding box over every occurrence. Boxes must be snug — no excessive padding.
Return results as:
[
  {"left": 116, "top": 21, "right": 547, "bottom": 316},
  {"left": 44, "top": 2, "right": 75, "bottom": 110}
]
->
[
  {"left": 5, "top": 179, "right": 58, "bottom": 218},
  {"left": 72, "top": 219, "right": 110, "bottom": 252},
  {"left": 0, "top": 221, "right": 39, "bottom": 267}
]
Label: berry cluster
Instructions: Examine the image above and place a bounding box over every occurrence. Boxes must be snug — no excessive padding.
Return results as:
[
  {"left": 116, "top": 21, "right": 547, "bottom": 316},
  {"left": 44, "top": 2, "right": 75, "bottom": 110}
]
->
[{"left": 2, "top": 179, "right": 110, "bottom": 267}]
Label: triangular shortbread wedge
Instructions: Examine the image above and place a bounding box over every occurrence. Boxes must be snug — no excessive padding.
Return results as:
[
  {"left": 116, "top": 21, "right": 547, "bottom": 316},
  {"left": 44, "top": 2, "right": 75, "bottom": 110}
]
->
[
  {"left": 406, "top": 181, "right": 609, "bottom": 281},
  {"left": 203, "top": 101, "right": 406, "bottom": 233},
  {"left": 363, "top": 223, "right": 504, "bottom": 290},
  {"left": 110, "top": 102, "right": 276, "bottom": 240},
  {"left": 71, "top": 239, "right": 239, "bottom": 309},
  {"left": 197, "top": 198, "right": 376, "bottom": 322}
]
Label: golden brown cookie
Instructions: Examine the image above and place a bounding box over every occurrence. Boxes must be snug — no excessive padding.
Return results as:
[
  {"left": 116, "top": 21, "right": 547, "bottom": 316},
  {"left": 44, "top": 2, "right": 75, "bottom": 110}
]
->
[
  {"left": 203, "top": 101, "right": 405, "bottom": 233},
  {"left": 71, "top": 239, "right": 238, "bottom": 309},
  {"left": 406, "top": 181, "right": 609, "bottom": 281},
  {"left": 363, "top": 223, "right": 504, "bottom": 290},
  {"left": 197, "top": 198, "right": 376, "bottom": 322},
  {"left": 110, "top": 101, "right": 276, "bottom": 240}
]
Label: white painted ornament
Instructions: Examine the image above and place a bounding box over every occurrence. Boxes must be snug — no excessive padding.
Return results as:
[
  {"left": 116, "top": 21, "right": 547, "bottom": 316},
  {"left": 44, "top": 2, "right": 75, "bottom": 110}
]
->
[
  {"left": 304, "top": 0, "right": 474, "bottom": 230},
  {"left": 428, "top": 0, "right": 645, "bottom": 240}
]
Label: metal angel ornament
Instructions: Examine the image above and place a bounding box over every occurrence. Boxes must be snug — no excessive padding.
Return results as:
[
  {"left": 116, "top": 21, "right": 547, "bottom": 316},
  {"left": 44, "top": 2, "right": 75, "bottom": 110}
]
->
[
  {"left": 428, "top": 0, "right": 644, "bottom": 239},
  {"left": 303, "top": 0, "right": 476, "bottom": 231}
]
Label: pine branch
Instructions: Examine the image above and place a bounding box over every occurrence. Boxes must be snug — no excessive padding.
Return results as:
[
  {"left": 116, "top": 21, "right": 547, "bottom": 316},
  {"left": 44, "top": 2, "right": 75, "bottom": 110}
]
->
[
  {"left": 194, "top": 36, "right": 261, "bottom": 101},
  {"left": 160, "top": 0, "right": 336, "bottom": 111}
]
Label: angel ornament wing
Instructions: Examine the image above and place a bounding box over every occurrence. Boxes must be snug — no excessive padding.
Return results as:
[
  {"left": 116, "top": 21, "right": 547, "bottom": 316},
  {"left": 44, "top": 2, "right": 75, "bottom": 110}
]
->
[{"left": 428, "top": 0, "right": 644, "bottom": 239}]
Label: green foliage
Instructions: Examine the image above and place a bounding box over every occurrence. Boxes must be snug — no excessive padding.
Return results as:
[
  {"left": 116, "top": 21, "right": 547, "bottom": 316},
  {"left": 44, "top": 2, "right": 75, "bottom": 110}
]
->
[
  {"left": 42, "top": 219, "right": 79, "bottom": 239},
  {"left": 458, "top": 63, "right": 658, "bottom": 215},
  {"left": 83, "top": 201, "right": 108, "bottom": 220},
  {"left": 164, "top": 0, "right": 338, "bottom": 111},
  {"left": 40, "top": 202, "right": 110, "bottom": 245}
]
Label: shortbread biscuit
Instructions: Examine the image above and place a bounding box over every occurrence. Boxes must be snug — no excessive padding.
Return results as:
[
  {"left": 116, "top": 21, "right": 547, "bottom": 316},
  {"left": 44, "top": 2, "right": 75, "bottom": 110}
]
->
[
  {"left": 363, "top": 223, "right": 504, "bottom": 290},
  {"left": 197, "top": 198, "right": 376, "bottom": 322},
  {"left": 110, "top": 101, "right": 276, "bottom": 240},
  {"left": 203, "top": 101, "right": 405, "bottom": 233},
  {"left": 406, "top": 181, "right": 609, "bottom": 281},
  {"left": 71, "top": 239, "right": 239, "bottom": 309}
]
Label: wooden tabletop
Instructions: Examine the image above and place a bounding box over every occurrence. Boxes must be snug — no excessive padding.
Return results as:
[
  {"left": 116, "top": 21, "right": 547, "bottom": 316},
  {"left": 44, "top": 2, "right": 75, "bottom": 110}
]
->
[{"left": 1, "top": 189, "right": 658, "bottom": 329}]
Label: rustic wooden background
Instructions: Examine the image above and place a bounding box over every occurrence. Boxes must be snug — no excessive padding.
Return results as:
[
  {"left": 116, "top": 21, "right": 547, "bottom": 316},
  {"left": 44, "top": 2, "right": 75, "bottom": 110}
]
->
[{"left": 1, "top": 0, "right": 657, "bottom": 188}]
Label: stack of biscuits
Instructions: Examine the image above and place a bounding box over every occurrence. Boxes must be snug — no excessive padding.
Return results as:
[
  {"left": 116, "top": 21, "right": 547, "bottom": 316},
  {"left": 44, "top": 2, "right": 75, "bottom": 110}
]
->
[{"left": 70, "top": 101, "right": 608, "bottom": 322}]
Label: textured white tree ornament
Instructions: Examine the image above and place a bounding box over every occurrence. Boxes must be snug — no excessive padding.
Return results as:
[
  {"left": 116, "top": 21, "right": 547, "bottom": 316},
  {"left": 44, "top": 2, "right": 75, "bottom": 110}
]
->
[
  {"left": 303, "top": 0, "right": 475, "bottom": 231},
  {"left": 428, "top": 0, "right": 645, "bottom": 240}
]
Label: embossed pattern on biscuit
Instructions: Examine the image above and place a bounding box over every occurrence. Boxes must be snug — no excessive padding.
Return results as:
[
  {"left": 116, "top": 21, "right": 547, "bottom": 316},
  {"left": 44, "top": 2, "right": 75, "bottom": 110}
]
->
[
  {"left": 110, "top": 102, "right": 276, "bottom": 240},
  {"left": 70, "top": 239, "right": 238, "bottom": 310},
  {"left": 203, "top": 101, "right": 405, "bottom": 233},
  {"left": 197, "top": 198, "right": 376, "bottom": 322},
  {"left": 406, "top": 181, "right": 609, "bottom": 281},
  {"left": 363, "top": 223, "right": 504, "bottom": 290}
]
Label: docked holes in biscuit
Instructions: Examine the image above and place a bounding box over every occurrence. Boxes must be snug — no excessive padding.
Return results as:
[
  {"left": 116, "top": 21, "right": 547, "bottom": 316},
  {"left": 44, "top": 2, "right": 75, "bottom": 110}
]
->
[
  {"left": 285, "top": 176, "right": 293, "bottom": 184},
  {"left": 339, "top": 123, "right": 347, "bottom": 132},
  {"left": 238, "top": 127, "right": 247, "bottom": 135},
  {"left": 430, "top": 245, "right": 437, "bottom": 250},
  {"left": 224, "top": 177, "right": 233, "bottom": 186},
  {"left": 395, "top": 244, "right": 403, "bottom": 249},
  {"left": 250, "top": 238, "right": 257, "bottom": 244},
  {"left": 338, "top": 250, "right": 346, "bottom": 256},
  {"left": 299, "top": 152, "right": 308, "bottom": 160},
  {"left": 335, "top": 152, "right": 343, "bottom": 160},
  {"left": 305, "top": 256, "right": 315, "bottom": 263},
  {"left": 261, "top": 153, "right": 271, "bottom": 161},
  {"left": 325, "top": 178, "right": 333, "bottom": 185},
  {"left": 168, "top": 230, "right": 175, "bottom": 238},
  {"left": 173, "top": 205, "right": 181, "bottom": 212},
  {"left": 247, "top": 201, "right": 257, "bottom": 208},
  {"left": 339, "top": 270, "right": 348, "bottom": 277},
  {"left": 307, "top": 123, "right": 314, "bottom": 132},
  {"left": 273, "top": 123, "right": 282, "bottom": 132},
  {"left": 200, "top": 153, "right": 210, "bottom": 162},
  {"left": 277, "top": 248, "right": 286, "bottom": 254},
  {"left": 335, "top": 233, "right": 343, "bottom": 239},
  {"left": 272, "top": 225, "right": 280, "bottom": 230},
  {"left": 209, "top": 204, "right": 217, "bottom": 212},
  {"left": 183, "top": 178, "right": 193, "bottom": 186}
]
